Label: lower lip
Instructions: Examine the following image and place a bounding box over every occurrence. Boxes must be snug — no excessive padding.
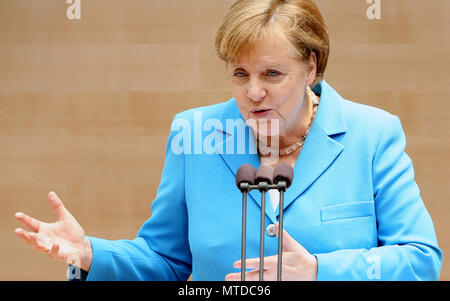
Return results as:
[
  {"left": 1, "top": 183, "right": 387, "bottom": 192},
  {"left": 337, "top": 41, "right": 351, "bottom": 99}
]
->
[{"left": 251, "top": 110, "right": 273, "bottom": 118}]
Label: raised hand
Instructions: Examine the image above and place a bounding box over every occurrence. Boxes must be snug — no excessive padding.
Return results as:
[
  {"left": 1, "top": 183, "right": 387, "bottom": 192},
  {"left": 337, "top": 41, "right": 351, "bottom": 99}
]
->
[{"left": 14, "top": 191, "right": 92, "bottom": 272}]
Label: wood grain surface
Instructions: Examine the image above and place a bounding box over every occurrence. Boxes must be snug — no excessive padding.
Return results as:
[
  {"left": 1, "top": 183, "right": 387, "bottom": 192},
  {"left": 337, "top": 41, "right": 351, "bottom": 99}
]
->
[{"left": 1, "top": 0, "right": 448, "bottom": 280}]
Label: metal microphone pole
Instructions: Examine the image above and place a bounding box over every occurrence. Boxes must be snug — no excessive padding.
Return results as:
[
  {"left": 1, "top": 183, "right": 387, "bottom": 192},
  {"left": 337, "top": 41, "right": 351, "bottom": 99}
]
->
[
  {"left": 258, "top": 183, "right": 267, "bottom": 281},
  {"left": 235, "top": 164, "right": 256, "bottom": 282},
  {"left": 236, "top": 163, "right": 292, "bottom": 282},
  {"left": 240, "top": 183, "right": 248, "bottom": 281},
  {"left": 277, "top": 181, "right": 286, "bottom": 281},
  {"left": 273, "top": 163, "right": 294, "bottom": 282}
]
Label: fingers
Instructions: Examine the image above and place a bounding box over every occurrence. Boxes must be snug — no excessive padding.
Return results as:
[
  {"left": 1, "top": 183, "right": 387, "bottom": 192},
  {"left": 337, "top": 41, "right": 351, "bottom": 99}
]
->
[
  {"left": 48, "top": 191, "right": 69, "bottom": 220},
  {"left": 275, "top": 222, "right": 303, "bottom": 252},
  {"left": 15, "top": 227, "right": 47, "bottom": 251},
  {"left": 230, "top": 256, "right": 278, "bottom": 280},
  {"left": 14, "top": 192, "right": 69, "bottom": 231},
  {"left": 226, "top": 270, "right": 261, "bottom": 281},
  {"left": 15, "top": 228, "right": 63, "bottom": 261},
  {"left": 29, "top": 232, "right": 50, "bottom": 252},
  {"left": 226, "top": 266, "right": 278, "bottom": 281},
  {"left": 15, "top": 228, "right": 47, "bottom": 252},
  {"left": 15, "top": 212, "right": 41, "bottom": 233},
  {"left": 233, "top": 256, "right": 277, "bottom": 270},
  {"left": 48, "top": 243, "right": 60, "bottom": 259},
  {"left": 15, "top": 227, "right": 31, "bottom": 244}
]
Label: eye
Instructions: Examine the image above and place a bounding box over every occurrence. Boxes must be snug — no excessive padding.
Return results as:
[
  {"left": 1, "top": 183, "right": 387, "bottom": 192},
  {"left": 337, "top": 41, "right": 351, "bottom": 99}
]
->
[
  {"left": 265, "top": 69, "right": 281, "bottom": 77},
  {"left": 233, "top": 71, "right": 247, "bottom": 78}
]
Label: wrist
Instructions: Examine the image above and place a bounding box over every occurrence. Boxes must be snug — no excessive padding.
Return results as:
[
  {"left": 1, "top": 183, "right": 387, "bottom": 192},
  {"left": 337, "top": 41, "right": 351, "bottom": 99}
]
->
[{"left": 80, "top": 237, "right": 93, "bottom": 272}]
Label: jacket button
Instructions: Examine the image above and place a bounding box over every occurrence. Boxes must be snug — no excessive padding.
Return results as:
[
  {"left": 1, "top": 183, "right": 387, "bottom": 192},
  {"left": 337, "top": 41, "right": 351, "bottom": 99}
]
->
[{"left": 266, "top": 224, "right": 276, "bottom": 237}]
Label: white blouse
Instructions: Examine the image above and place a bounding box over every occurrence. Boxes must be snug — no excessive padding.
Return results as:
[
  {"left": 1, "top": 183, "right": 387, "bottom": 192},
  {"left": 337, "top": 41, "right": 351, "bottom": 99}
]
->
[{"left": 268, "top": 189, "right": 280, "bottom": 211}]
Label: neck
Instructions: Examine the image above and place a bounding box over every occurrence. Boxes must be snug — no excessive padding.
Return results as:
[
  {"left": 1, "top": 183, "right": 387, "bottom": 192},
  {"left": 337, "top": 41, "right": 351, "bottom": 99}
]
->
[{"left": 279, "top": 91, "right": 313, "bottom": 149}]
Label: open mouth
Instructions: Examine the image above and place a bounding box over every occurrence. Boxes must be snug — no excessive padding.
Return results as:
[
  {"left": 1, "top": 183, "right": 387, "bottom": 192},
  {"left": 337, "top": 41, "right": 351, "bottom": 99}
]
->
[{"left": 251, "top": 108, "right": 273, "bottom": 118}]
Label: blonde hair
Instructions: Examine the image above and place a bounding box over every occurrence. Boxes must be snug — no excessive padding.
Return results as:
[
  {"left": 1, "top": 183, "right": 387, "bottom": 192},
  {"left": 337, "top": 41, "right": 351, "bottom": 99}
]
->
[{"left": 215, "top": 0, "right": 329, "bottom": 86}]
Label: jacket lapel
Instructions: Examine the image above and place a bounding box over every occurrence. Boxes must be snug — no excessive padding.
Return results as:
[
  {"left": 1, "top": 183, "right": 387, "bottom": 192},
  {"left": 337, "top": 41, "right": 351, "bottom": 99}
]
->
[
  {"left": 214, "top": 101, "right": 277, "bottom": 223},
  {"left": 276, "top": 80, "right": 347, "bottom": 215},
  {"left": 215, "top": 80, "right": 347, "bottom": 221},
  {"left": 276, "top": 122, "right": 344, "bottom": 216}
]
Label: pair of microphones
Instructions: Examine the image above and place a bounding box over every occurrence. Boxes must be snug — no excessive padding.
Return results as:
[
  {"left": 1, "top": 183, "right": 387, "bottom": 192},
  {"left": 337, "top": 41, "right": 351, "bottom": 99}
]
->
[{"left": 235, "top": 163, "right": 294, "bottom": 281}]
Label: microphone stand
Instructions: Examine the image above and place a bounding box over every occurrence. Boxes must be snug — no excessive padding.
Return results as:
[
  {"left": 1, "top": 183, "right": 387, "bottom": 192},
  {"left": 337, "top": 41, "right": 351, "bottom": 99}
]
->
[
  {"left": 236, "top": 162, "right": 293, "bottom": 282},
  {"left": 276, "top": 180, "right": 287, "bottom": 281},
  {"left": 258, "top": 181, "right": 269, "bottom": 281},
  {"left": 237, "top": 182, "right": 289, "bottom": 281},
  {"left": 239, "top": 182, "right": 249, "bottom": 281}
]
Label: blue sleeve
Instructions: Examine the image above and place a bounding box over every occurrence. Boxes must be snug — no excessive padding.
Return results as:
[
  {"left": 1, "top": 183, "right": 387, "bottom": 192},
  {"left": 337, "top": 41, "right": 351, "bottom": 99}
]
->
[
  {"left": 79, "top": 115, "right": 191, "bottom": 281},
  {"left": 315, "top": 115, "right": 442, "bottom": 280}
]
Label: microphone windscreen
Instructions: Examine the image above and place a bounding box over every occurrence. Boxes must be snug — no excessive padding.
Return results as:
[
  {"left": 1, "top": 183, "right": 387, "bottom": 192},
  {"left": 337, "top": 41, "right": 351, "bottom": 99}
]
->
[
  {"left": 255, "top": 165, "right": 274, "bottom": 184},
  {"left": 273, "top": 163, "right": 294, "bottom": 188},
  {"left": 236, "top": 164, "right": 256, "bottom": 189}
]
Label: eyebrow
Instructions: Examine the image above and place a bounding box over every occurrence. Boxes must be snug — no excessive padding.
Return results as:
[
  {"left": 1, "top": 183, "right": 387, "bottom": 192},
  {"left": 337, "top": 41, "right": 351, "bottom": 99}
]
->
[{"left": 230, "top": 63, "right": 286, "bottom": 70}]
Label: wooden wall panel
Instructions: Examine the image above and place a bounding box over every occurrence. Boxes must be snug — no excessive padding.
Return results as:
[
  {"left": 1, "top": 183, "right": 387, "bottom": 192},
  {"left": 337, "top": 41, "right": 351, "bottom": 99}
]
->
[{"left": 0, "top": 0, "right": 448, "bottom": 280}]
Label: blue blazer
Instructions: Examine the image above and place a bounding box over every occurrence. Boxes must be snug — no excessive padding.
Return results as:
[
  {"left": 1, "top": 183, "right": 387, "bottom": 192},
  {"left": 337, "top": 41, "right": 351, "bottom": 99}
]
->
[{"left": 84, "top": 80, "right": 442, "bottom": 281}]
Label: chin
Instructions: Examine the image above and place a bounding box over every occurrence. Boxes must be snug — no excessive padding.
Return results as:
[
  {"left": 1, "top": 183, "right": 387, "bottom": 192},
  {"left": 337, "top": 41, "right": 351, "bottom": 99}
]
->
[
  {"left": 245, "top": 117, "right": 282, "bottom": 137},
  {"left": 255, "top": 126, "right": 283, "bottom": 140}
]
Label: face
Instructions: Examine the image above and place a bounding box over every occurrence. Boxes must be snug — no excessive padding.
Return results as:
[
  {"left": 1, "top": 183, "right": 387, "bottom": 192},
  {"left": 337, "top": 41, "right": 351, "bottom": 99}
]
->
[{"left": 226, "top": 35, "right": 316, "bottom": 139}]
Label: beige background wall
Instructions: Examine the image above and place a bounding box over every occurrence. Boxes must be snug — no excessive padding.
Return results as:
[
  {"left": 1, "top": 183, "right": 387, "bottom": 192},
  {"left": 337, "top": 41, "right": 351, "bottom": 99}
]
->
[{"left": 0, "top": 0, "right": 448, "bottom": 280}]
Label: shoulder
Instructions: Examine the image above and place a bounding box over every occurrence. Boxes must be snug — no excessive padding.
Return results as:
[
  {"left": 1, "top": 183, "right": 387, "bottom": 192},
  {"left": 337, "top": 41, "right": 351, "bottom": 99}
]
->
[
  {"left": 314, "top": 81, "right": 402, "bottom": 142},
  {"left": 339, "top": 98, "right": 404, "bottom": 149},
  {"left": 316, "top": 80, "right": 406, "bottom": 156},
  {"left": 338, "top": 98, "right": 406, "bottom": 160},
  {"left": 341, "top": 98, "right": 399, "bottom": 131}
]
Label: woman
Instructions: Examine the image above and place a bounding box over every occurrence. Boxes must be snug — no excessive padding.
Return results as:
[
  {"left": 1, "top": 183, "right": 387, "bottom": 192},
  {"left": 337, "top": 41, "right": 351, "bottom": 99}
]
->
[{"left": 14, "top": 0, "right": 441, "bottom": 281}]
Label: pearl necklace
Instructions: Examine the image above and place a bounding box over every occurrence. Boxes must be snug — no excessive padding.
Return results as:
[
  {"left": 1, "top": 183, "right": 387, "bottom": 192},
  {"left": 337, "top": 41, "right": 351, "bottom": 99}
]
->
[{"left": 259, "top": 87, "right": 320, "bottom": 156}]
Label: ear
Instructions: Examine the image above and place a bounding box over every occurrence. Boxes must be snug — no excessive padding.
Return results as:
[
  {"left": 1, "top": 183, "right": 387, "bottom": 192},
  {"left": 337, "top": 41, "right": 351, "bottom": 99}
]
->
[{"left": 305, "top": 52, "right": 317, "bottom": 86}]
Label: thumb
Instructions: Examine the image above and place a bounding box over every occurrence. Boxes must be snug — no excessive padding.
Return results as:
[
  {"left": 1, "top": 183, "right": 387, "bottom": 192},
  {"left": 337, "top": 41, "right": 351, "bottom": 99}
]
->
[
  {"left": 48, "top": 191, "right": 69, "bottom": 221},
  {"left": 275, "top": 222, "right": 303, "bottom": 252}
]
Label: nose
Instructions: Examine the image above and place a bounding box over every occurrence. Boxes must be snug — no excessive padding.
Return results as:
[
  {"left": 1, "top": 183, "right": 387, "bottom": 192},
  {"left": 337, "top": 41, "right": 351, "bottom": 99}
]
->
[{"left": 247, "top": 78, "right": 267, "bottom": 102}]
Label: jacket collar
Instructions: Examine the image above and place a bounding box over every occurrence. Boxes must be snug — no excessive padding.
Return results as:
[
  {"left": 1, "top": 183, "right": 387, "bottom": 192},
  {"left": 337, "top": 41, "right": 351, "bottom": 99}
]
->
[
  {"left": 311, "top": 80, "right": 347, "bottom": 136},
  {"left": 215, "top": 80, "right": 347, "bottom": 223}
]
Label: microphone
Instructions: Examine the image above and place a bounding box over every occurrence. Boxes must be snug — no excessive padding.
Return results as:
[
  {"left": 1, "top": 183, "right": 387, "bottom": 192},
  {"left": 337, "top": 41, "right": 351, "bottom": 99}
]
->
[
  {"left": 255, "top": 165, "right": 274, "bottom": 188},
  {"left": 236, "top": 164, "right": 256, "bottom": 192},
  {"left": 235, "top": 163, "right": 294, "bottom": 281},
  {"left": 235, "top": 164, "right": 256, "bottom": 281},
  {"left": 273, "top": 163, "right": 294, "bottom": 281},
  {"left": 273, "top": 162, "right": 294, "bottom": 189}
]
